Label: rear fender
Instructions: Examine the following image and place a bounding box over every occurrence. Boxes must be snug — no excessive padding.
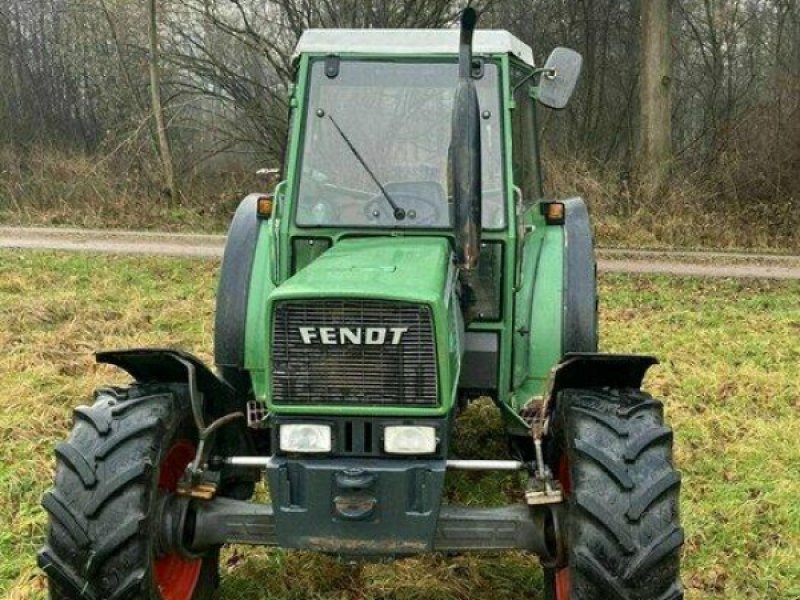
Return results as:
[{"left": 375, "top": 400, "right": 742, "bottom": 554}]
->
[
  {"left": 512, "top": 197, "right": 598, "bottom": 394},
  {"left": 561, "top": 198, "right": 598, "bottom": 354},
  {"left": 215, "top": 194, "right": 275, "bottom": 393}
]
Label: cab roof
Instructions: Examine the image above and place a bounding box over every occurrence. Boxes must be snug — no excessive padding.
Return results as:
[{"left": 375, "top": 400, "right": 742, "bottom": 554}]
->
[{"left": 294, "top": 29, "right": 535, "bottom": 67}]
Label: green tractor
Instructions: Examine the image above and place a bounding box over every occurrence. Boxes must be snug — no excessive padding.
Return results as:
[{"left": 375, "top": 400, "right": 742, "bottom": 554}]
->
[{"left": 39, "top": 10, "right": 683, "bottom": 600}]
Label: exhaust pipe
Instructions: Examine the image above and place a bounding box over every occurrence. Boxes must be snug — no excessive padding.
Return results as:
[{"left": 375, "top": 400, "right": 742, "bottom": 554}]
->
[{"left": 451, "top": 8, "right": 482, "bottom": 271}]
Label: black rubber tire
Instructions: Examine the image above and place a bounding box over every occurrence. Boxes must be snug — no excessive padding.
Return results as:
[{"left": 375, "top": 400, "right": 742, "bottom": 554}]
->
[
  {"left": 38, "top": 383, "right": 219, "bottom": 600},
  {"left": 544, "top": 388, "right": 684, "bottom": 600}
]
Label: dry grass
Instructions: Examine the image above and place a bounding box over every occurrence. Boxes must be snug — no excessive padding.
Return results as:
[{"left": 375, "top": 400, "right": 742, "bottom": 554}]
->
[
  {"left": 2, "top": 146, "right": 798, "bottom": 252},
  {"left": 0, "top": 146, "right": 256, "bottom": 233},
  {"left": 1, "top": 251, "right": 799, "bottom": 599},
  {"left": 545, "top": 157, "right": 799, "bottom": 252}
]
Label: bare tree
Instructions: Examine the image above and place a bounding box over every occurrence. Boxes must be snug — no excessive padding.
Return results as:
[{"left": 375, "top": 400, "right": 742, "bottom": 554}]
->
[
  {"left": 639, "top": 0, "right": 673, "bottom": 187},
  {"left": 0, "top": 0, "right": 796, "bottom": 244},
  {"left": 149, "top": 0, "right": 178, "bottom": 198}
]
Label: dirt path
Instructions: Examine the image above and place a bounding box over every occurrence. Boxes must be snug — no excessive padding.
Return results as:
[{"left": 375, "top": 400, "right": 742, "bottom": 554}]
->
[
  {"left": 596, "top": 258, "right": 800, "bottom": 280},
  {"left": 0, "top": 226, "right": 224, "bottom": 258},
  {"left": 2, "top": 226, "right": 799, "bottom": 279}
]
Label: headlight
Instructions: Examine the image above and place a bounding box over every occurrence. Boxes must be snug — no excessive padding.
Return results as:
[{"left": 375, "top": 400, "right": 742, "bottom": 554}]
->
[
  {"left": 384, "top": 426, "right": 437, "bottom": 455},
  {"left": 279, "top": 424, "right": 332, "bottom": 453}
]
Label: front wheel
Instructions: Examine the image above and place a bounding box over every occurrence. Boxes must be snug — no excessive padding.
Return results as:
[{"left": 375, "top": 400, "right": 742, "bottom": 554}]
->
[
  {"left": 39, "top": 384, "right": 219, "bottom": 600},
  {"left": 544, "top": 388, "right": 684, "bottom": 600}
]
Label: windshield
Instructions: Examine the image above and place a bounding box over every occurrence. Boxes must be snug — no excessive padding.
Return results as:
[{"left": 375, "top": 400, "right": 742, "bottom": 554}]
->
[{"left": 295, "top": 59, "right": 505, "bottom": 229}]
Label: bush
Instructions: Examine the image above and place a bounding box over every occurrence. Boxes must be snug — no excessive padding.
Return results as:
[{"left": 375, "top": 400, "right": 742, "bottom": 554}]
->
[
  {"left": 0, "top": 145, "right": 262, "bottom": 232},
  {"left": 1, "top": 143, "right": 797, "bottom": 251},
  {"left": 545, "top": 151, "right": 799, "bottom": 251}
]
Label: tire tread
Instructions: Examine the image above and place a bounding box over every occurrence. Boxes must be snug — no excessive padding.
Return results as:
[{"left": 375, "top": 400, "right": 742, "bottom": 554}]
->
[
  {"left": 39, "top": 383, "right": 218, "bottom": 600},
  {"left": 553, "top": 387, "right": 683, "bottom": 599},
  {"left": 41, "top": 491, "right": 89, "bottom": 549},
  {"left": 54, "top": 442, "right": 96, "bottom": 487}
]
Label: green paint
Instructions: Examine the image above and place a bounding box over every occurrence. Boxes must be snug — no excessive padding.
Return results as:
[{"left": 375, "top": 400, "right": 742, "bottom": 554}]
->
[
  {"left": 291, "top": 237, "right": 331, "bottom": 274},
  {"left": 511, "top": 220, "right": 565, "bottom": 411},
  {"left": 277, "top": 55, "right": 311, "bottom": 284},
  {"left": 241, "top": 49, "right": 574, "bottom": 430},
  {"left": 495, "top": 54, "right": 517, "bottom": 408},
  {"left": 244, "top": 220, "right": 276, "bottom": 400},
  {"left": 269, "top": 237, "right": 451, "bottom": 304},
  {"left": 263, "top": 236, "right": 461, "bottom": 416}
]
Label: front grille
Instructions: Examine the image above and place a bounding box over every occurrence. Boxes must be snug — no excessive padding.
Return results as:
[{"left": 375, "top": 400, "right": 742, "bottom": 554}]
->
[{"left": 271, "top": 299, "right": 438, "bottom": 406}]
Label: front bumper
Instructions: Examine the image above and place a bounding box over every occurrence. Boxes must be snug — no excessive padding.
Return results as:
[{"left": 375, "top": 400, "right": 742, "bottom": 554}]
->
[
  {"left": 267, "top": 457, "right": 445, "bottom": 554},
  {"left": 184, "top": 458, "right": 559, "bottom": 560}
]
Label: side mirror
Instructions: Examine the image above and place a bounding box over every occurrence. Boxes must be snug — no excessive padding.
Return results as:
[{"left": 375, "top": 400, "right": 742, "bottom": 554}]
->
[
  {"left": 538, "top": 47, "right": 583, "bottom": 110},
  {"left": 256, "top": 167, "right": 281, "bottom": 188}
]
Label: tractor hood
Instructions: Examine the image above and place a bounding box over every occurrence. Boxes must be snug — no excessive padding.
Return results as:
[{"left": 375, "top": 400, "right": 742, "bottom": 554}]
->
[
  {"left": 269, "top": 236, "right": 455, "bottom": 305},
  {"left": 261, "top": 236, "right": 463, "bottom": 417}
]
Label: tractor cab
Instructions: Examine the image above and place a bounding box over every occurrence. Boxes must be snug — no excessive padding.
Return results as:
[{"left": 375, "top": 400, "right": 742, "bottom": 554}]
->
[{"left": 292, "top": 30, "right": 512, "bottom": 230}]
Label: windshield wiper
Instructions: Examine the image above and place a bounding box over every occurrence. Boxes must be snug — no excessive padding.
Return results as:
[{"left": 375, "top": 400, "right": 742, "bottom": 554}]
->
[{"left": 326, "top": 114, "right": 405, "bottom": 221}]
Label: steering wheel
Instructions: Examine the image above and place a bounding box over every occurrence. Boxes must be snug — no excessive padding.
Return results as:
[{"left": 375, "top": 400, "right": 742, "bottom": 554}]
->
[{"left": 363, "top": 192, "right": 445, "bottom": 226}]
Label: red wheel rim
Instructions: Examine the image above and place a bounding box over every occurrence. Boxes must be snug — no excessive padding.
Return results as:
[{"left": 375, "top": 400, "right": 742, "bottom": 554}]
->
[
  {"left": 554, "top": 454, "right": 572, "bottom": 599},
  {"left": 154, "top": 440, "right": 202, "bottom": 600}
]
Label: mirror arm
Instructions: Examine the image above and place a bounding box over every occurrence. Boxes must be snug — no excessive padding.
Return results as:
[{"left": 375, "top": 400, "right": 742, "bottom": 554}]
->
[{"left": 512, "top": 67, "right": 556, "bottom": 95}]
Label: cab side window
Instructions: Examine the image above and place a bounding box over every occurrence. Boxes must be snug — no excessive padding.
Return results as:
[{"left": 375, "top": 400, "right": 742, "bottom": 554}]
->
[{"left": 511, "top": 69, "right": 543, "bottom": 206}]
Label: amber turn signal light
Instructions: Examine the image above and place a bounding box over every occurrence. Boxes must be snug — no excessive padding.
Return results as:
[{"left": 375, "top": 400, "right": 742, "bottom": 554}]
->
[
  {"left": 256, "top": 195, "right": 274, "bottom": 218},
  {"left": 542, "top": 202, "right": 565, "bottom": 225}
]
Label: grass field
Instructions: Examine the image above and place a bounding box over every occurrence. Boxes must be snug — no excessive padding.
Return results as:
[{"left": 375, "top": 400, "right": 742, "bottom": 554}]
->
[{"left": 1, "top": 251, "right": 798, "bottom": 599}]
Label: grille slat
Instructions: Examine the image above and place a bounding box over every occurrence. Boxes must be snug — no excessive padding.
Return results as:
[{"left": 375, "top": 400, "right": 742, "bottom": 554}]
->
[{"left": 271, "top": 299, "right": 438, "bottom": 406}]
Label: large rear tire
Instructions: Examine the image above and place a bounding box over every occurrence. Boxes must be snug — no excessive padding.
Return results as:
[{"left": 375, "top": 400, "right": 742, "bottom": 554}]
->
[
  {"left": 544, "top": 388, "right": 684, "bottom": 600},
  {"left": 38, "top": 384, "right": 219, "bottom": 600}
]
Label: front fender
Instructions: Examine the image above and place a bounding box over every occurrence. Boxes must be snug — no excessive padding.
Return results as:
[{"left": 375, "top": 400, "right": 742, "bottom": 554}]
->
[
  {"left": 542, "top": 352, "right": 659, "bottom": 426},
  {"left": 544, "top": 352, "right": 658, "bottom": 401},
  {"left": 96, "top": 348, "right": 252, "bottom": 459}
]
